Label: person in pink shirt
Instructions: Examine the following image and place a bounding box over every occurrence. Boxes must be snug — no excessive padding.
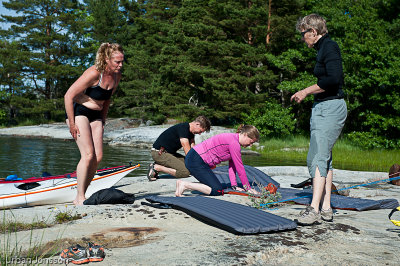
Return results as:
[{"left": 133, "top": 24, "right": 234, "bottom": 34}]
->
[{"left": 175, "top": 125, "right": 260, "bottom": 196}]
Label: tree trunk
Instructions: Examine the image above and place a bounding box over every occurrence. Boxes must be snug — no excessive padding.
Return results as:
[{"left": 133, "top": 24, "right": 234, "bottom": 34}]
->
[
  {"left": 266, "top": 0, "right": 272, "bottom": 45},
  {"left": 247, "top": 0, "right": 253, "bottom": 45}
]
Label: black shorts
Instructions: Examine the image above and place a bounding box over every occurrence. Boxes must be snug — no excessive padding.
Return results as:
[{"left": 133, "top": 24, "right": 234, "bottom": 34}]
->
[{"left": 65, "top": 103, "right": 102, "bottom": 122}]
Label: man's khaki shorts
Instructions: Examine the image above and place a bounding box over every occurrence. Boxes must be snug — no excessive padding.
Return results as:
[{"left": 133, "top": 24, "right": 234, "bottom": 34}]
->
[{"left": 151, "top": 149, "right": 190, "bottom": 178}]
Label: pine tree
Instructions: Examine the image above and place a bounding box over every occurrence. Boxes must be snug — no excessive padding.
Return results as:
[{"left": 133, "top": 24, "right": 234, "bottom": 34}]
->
[
  {"left": 112, "top": 0, "right": 182, "bottom": 122},
  {"left": 0, "top": 40, "right": 25, "bottom": 123},
  {"left": 0, "top": 0, "right": 91, "bottom": 122},
  {"left": 117, "top": 0, "right": 280, "bottom": 122},
  {"left": 0, "top": 0, "right": 89, "bottom": 100},
  {"left": 84, "top": 0, "right": 126, "bottom": 43}
]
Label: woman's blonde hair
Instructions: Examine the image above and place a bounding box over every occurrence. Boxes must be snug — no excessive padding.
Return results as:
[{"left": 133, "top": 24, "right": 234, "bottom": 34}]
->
[
  {"left": 95, "top": 43, "right": 124, "bottom": 71},
  {"left": 296, "top": 13, "right": 328, "bottom": 35},
  {"left": 237, "top": 125, "right": 260, "bottom": 141}
]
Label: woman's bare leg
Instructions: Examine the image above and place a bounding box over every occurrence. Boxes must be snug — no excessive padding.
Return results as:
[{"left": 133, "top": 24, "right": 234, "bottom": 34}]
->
[
  {"left": 73, "top": 116, "right": 98, "bottom": 205},
  {"left": 175, "top": 179, "right": 212, "bottom": 197},
  {"left": 321, "top": 170, "right": 333, "bottom": 210},
  {"left": 78, "top": 120, "right": 104, "bottom": 197},
  {"left": 310, "top": 167, "right": 326, "bottom": 212},
  {"left": 91, "top": 120, "right": 104, "bottom": 165}
]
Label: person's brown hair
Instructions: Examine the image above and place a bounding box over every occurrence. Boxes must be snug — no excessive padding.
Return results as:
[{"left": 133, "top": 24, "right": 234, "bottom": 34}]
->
[
  {"left": 236, "top": 125, "right": 260, "bottom": 141},
  {"left": 95, "top": 43, "right": 124, "bottom": 72},
  {"left": 296, "top": 13, "right": 328, "bottom": 35},
  {"left": 193, "top": 116, "right": 211, "bottom": 132}
]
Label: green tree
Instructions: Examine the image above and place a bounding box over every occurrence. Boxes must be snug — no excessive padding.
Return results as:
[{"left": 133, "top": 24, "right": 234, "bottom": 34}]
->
[
  {"left": 84, "top": 0, "right": 126, "bottom": 44},
  {"left": 243, "top": 101, "right": 295, "bottom": 138},
  {"left": 0, "top": 0, "right": 91, "bottom": 122},
  {"left": 0, "top": 0, "right": 398, "bottom": 148},
  {"left": 0, "top": 40, "right": 26, "bottom": 123},
  {"left": 117, "top": 0, "right": 283, "bottom": 122},
  {"left": 0, "top": 0, "right": 89, "bottom": 100},
  {"left": 109, "top": 0, "right": 176, "bottom": 121}
]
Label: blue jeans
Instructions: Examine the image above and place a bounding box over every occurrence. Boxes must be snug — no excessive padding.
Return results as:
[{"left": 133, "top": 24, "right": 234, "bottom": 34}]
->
[{"left": 184, "top": 149, "right": 224, "bottom": 196}]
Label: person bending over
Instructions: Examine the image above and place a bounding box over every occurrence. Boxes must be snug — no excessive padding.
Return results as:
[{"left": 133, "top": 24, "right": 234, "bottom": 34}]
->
[
  {"left": 175, "top": 125, "right": 260, "bottom": 197},
  {"left": 147, "top": 116, "right": 211, "bottom": 181},
  {"left": 65, "top": 43, "right": 124, "bottom": 205}
]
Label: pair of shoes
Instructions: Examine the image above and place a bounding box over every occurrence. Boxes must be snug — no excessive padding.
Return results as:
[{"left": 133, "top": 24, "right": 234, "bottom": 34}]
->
[
  {"left": 60, "top": 244, "right": 89, "bottom": 264},
  {"left": 295, "top": 206, "right": 321, "bottom": 226},
  {"left": 147, "top": 163, "right": 158, "bottom": 181},
  {"left": 60, "top": 243, "right": 105, "bottom": 264},
  {"left": 320, "top": 208, "right": 333, "bottom": 222}
]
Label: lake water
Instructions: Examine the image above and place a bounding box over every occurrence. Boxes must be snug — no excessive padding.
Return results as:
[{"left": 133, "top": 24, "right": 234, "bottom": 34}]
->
[
  {"left": 0, "top": 136, "right": 305, "bottom": 179},
  {"left": 0, "top": 136, "right": 152, "bottom": 179}
]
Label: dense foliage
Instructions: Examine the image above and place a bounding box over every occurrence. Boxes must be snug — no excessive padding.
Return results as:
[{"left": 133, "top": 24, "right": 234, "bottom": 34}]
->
[{"left": 0, "top": 0, "right": 399, "bottom": 149}]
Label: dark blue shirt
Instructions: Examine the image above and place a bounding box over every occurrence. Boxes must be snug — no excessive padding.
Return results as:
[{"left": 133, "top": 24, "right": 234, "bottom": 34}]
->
[{"left": 313, "top": 34, "right": 345, "bottom": 101}]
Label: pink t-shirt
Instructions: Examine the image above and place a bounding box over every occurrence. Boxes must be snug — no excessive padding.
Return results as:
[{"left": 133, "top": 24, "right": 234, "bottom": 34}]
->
[{"left": 193, "top": 133, "right": 250, "bottom": 188}]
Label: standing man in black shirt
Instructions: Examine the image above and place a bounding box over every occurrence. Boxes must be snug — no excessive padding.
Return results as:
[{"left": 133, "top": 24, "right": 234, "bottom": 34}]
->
[
  {"left": 291, "top": 14, "right": 347, "bottom": 225},
  {"left": 147, "top": 116, "right": 211, "bottom": 181}
]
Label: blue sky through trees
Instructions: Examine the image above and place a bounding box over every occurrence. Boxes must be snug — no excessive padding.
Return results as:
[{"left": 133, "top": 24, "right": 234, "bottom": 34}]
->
[{"left": 0, "top": 1, "right": 17, "bottom": 29}]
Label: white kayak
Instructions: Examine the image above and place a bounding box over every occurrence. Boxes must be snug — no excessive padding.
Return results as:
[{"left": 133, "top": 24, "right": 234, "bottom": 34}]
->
[{"left": 0, "top": 163, "right": 140, "bottom": 208}]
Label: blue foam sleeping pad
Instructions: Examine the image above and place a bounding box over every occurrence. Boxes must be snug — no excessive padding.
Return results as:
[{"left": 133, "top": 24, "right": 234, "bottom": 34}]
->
[
  {"left": 278, "top": 188, "right": 399, "bottom": 211},
  {"left": 213, "top": 165, "right": 399, "bottom": 210},
  {"left": 145, "top": 196, "right": 297, "bottom": 234},
  {"left": 212, "top": 165, "right": 280, "bottom": 192}
]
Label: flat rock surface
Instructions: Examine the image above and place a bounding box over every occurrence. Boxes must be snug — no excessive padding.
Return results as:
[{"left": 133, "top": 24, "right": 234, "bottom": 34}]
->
[
  {"left": 2, "top": 167, "right": 400, "bottom": 265},
  {"left": 1, "top": 122, "right": 399, "bottom": 265}
]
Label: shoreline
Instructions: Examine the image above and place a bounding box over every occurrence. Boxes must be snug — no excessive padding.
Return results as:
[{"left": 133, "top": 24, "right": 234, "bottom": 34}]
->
[{"left": 0, "top": 119, "right": 236, "bottom": 148}]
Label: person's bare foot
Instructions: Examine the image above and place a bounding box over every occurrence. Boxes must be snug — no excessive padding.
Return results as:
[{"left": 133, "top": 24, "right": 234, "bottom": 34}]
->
[
  {"left": 73, "top": 198, "right": 86, "bottom": 206},
  {"left": 175, "top": 179, "right": 186, "bottom": 197}
]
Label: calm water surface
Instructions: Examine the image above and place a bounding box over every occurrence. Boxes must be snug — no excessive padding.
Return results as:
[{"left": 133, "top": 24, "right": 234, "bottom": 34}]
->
[
  {"left": 0, "top": 136, "right": 305, "bottom": 179},
  {"left": 0, "top": 136, "right": 152, "bottom": 179}
]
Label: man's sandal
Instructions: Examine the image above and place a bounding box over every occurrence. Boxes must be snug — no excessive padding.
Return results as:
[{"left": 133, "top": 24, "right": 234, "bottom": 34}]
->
[{"left": 147, "top": 163, "right": 158, "bottom": 181}]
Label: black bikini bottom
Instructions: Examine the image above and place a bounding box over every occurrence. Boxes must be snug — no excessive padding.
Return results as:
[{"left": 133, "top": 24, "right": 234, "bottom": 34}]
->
[{"left": 65, "top": 103, "right": 102, "bottom": 122}]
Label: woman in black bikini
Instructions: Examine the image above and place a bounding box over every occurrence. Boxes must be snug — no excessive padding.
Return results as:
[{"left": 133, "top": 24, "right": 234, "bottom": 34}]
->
[{"left": 64, "top": 43, "right": 124, "bottom": 205}]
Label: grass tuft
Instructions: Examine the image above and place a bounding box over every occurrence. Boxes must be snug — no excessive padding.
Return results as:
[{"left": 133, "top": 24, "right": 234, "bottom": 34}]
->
[
  {"left": 54, "top": 206, "right": 82, "bottom": 224},
  {"left": 0, "top": 221, "right": 49, "bottom": 234}
]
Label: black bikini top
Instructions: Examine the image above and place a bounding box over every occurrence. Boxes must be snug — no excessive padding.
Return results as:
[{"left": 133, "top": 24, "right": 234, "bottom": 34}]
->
[{"left": 84, "top": 73, "right": 113, "bottom": 100}]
